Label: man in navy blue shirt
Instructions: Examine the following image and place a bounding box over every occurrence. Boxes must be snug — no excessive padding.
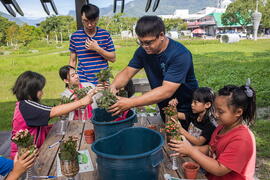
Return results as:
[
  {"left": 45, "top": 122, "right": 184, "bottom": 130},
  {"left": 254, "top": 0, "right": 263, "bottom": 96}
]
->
[{"left": 109, "top": 16, "right": 198, "bottom": 120}]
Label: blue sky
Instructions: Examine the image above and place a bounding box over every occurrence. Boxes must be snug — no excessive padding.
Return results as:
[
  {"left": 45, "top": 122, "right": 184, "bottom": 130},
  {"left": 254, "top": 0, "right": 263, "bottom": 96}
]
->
[{"left": 0, "top": 0, "right": 133, "bottom": 18}]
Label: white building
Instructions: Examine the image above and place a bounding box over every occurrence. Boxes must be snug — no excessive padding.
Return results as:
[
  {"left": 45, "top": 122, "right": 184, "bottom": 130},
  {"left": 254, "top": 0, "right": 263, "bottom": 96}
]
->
[{"left": 159, "top": 0, "right": 232, "bottom": 22}]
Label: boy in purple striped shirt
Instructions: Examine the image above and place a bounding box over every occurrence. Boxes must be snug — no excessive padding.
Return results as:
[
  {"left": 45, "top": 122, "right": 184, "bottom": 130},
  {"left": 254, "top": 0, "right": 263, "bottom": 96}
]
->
[{"left": 69, "top": 4, "right": 116, "bottom": 85}]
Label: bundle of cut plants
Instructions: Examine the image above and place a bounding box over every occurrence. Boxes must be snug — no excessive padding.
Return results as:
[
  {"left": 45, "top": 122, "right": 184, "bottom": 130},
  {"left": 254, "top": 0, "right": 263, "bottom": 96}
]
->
[
  {"left": 163, "top": 104, "right": 178, "bottom": 122},
  {"left": 163, "top": 119, "right": 182, "bottom": 143},
  {"left": 11, "top": 129, "right": 37, "bottom": 156},
  {"left": 59, "top": 136, "right": 80, "bottom": 178},
  {"left": 69, "top": 86, "right": 93, "bottom": 100}
]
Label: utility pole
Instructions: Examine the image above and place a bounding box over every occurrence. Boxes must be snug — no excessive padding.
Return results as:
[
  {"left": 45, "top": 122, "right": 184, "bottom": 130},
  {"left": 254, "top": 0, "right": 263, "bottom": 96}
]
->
[
  {"left": 252, "top": 0, "right": 262, "bottom": 40},
  {"left": 75, "top": 0, "right": 89, "bottom": 30}
]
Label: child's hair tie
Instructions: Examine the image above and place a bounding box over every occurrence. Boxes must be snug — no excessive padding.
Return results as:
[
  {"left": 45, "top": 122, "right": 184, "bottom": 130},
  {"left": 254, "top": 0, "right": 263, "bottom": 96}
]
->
[{"left": 245, "top": 78, "right": 253, "bottom": 98}]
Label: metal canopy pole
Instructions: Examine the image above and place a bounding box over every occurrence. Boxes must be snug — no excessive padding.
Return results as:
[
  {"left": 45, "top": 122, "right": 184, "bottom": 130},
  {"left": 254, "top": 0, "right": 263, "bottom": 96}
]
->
[{"left": 75, "top": 0, "right": 89, "bottom": 30}]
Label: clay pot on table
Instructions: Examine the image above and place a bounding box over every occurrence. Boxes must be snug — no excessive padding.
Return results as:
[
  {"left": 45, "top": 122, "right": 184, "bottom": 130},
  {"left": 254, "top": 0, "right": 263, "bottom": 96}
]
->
[
  {"left": 182, "top": 161, "right": 200, "bottom": 179},
  {"left": 84, "top": 129, "right": 95, "bottom": 144}
]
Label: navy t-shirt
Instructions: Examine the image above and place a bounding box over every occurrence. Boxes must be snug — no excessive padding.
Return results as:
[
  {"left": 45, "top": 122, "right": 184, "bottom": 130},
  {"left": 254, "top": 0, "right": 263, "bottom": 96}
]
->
[{"left": 128, "top": 38, "right": 198, "bottom": 117}]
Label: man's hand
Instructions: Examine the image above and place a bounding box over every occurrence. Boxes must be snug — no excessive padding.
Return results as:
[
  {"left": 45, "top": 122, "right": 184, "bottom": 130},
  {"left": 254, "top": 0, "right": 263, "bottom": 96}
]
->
[
  {"left": 85, "top": 38, "right": 100, "bottom": 51},
  {"left": 108, "top": 97, "right": 133, "bottom": 116},
  {"left": 168, "top": 98, "right": 178, "bottom": 107},
  {"left": 109, "top": 84, "right": 118, "bottom": 95}
]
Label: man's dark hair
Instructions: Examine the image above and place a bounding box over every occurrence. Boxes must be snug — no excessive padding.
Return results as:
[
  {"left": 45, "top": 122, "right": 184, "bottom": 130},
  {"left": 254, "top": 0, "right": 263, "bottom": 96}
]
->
[
  {"left": 81, "top": 4, "right": 100, "bottom": 20},
  {"left": 12, "top": 71, "right": 46, "bottom": 102},
  {"left": 135, "top": 16, "right": 165, "bottom": 37}
]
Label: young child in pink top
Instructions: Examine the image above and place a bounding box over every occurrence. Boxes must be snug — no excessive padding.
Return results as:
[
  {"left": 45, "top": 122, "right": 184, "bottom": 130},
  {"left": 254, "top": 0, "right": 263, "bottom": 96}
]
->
[
  {"left": 169, "top": 83, "right": 256, "bottom": 180},
  {"left": 59, "top": 65, "right": 96, "bottom": 120},
  {"left": 10, "top": 71, "right": 102, "bottom": 159}
]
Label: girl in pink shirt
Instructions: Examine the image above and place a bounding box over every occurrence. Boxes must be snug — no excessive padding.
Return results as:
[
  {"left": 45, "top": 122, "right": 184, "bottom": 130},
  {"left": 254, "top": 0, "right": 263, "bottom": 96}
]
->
[
  {"left": 11, "top": 71, "right": 102, "bottom": 159},
  {"left": 169, "top": 82, "right": 256, "bottom": 180}
]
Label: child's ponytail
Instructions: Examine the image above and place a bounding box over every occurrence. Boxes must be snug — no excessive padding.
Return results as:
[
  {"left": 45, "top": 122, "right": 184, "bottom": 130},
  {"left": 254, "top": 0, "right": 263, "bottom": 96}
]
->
[{"left": 240, "top": 78, "right": 256, "bottom": 125}]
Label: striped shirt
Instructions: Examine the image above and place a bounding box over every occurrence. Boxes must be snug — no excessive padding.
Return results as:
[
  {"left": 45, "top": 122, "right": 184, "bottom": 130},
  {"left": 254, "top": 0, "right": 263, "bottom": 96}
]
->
[{"left": 69, "top": 27, "right": 115, "bottom": 84}]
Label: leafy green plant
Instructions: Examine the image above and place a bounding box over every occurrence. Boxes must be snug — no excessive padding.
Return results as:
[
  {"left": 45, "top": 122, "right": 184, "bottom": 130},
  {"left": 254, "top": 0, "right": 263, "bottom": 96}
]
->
[
  {"left": 96, "top": 89, "right": 118, "bottom": 110},
  {"left": 60, "top": 96, "right": 74, "bottom": 104},
  {"left": 70, "top": 86, "right": 92, "bottom": 100},
  {"left": 59, "top": 136, "right": 79, "bottom": 161},
  {"left": 96, "top": 67, "right": 114, "bottom": 86}
]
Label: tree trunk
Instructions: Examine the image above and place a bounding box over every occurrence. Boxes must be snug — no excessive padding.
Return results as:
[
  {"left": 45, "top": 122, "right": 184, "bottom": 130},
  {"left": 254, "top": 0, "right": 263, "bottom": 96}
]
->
[
  {"left": 60, "top": 32, "right": 63, "bottom": 44},
  {"left": 55, "top": 32, "right": 58, "bottom": 44}
]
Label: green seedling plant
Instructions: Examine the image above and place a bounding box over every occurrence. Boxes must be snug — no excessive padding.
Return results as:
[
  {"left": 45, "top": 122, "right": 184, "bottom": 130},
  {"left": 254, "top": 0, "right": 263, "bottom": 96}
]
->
[
  {"left": 59, "top": 136, "right": 79, "bottom": 161},
  {"left": 96, "top": 67, "right": 114, "bottom": 87}
]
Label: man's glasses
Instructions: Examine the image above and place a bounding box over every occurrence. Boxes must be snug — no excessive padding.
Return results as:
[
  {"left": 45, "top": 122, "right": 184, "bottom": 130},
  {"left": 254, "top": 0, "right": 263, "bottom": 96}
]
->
[{"left": 136, "top": 37, "right": 158, "bottom": 47}]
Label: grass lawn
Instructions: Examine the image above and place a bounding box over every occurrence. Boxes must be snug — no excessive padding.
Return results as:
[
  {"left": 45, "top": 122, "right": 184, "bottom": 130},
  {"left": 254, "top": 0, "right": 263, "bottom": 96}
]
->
[{"left": 0, "top": 39, "right": 270, "bottom": 177}]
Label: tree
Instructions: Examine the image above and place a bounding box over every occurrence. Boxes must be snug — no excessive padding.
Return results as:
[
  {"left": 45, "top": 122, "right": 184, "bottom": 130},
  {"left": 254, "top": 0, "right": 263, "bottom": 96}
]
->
[
  {"left": 0, "top": 16, "right": 15, "bottom": 45},
  {"left": 222, "top": 0, "right": 270, "bottom": 31},
  {"left": 221, "top": 0, "right": 253, "bottom": 31},
  {"left": 39, "top": 15, "right": 76, "bottom": 43},
  {"left": 6, "top": 24, "right": 19, "bottom": 46},
  {"left": 17, "top": 24, "right": 41, "bottom": 46},
  {"left": 260, "top": 1, "right": 270, "bottom": 28},
  {"left": 164, "top": 18, "right": 186, "bottom": 31}
]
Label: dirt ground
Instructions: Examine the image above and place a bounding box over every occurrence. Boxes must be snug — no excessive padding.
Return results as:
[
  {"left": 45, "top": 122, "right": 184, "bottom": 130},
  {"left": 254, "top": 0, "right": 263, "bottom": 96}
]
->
[{"left": 256, "top": 157, "right": 270, "bottom": 179}]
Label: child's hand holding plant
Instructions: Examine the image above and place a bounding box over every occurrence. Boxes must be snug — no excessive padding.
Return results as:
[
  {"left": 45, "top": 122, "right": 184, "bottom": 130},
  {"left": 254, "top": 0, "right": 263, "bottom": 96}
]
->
[
  {"left": 168, "top": 136, "right": 193, "bottom": 157},
  {"left": 6, "top": 151, "right": 38, "bottom": 180}
]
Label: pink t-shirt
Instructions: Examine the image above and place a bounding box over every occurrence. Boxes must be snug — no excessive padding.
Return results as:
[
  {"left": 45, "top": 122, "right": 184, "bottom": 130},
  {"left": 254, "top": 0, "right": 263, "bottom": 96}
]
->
[
  {"left": 207, "top": 125, "right": 256, "bottom": 180},
  {"left": 10, "top": 101, "right": 52, "bottom": 159}
]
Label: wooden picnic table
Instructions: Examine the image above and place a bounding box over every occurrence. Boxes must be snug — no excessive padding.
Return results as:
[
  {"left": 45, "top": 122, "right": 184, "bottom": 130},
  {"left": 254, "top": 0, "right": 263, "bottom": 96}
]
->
[{"left": 33, "top": 113, "right": 207, "bottom": 180}]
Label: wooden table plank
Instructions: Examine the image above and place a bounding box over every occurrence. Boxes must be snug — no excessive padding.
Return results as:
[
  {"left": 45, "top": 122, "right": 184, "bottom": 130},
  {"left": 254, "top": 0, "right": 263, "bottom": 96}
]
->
[
  {"left": 78, "top": 121, "right": 98, "bottom": 180},
  {"left": 48, "top": 120, "right": 84, "bottom": 179},
  {"left": 33, "top": 120, "right": 66, "bottom": 176}
]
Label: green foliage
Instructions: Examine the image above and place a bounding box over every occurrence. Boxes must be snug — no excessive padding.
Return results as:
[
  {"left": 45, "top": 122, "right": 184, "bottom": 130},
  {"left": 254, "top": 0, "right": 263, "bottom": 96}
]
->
[
  {"left": 71, "top": 86, "right": 92, "bottom": 100},
  {"left": 99, "top": 14, "right": 138, "bottom": 35},
  {"left": 96, "top": 89, "right": 118, "bottom": 109},
  {"left": 59, "top": 136, "right": 79, "bottom": 161},
  {"left": 0, "top": 16, "right": 16, "bottom": 45},
  {"left": 260, "top": 1, "right": 270, "bottom": 28},
  {"left": 163, "top": 105, "right": 177, "bottom": 117},
  {"left": 252, "top": 120, "right": 270, "bottom": 157},
  {"left": 221, "top": 0, "right": 253, "bottom": 30},
  {"left": 164, "top": 18, "right": 187, "bottom": 31},
  {"left": 60, "top": 96, "right": 74, "bottom": 104},
  {"left": 96, "top": 67, "right": 114, "bottom": 84},
  {"left": 39, "top": 15, "right": 76, "bottom": 41}
]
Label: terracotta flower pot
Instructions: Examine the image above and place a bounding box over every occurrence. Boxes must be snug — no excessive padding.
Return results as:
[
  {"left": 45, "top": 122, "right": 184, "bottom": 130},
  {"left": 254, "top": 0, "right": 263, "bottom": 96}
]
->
[
  {"left": 182, "top": 161, "right": 200, "bottom": 179},
  {"left": 84, "top": 129, "right": 95, "bottom": 144}
]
